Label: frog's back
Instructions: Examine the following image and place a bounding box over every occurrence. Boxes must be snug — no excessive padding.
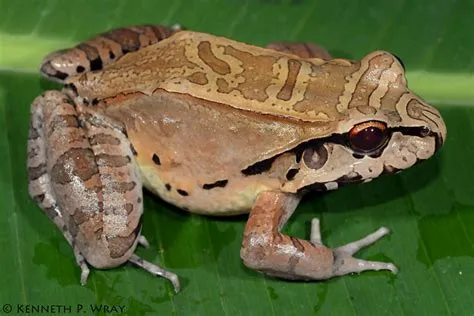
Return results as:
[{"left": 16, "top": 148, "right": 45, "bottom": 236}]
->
[{"left": 71, "top": 31, "right": 360, "bottom": 123}]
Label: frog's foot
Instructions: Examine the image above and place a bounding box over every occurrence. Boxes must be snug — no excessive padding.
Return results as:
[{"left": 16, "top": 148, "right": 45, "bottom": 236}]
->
[
  {"left": 310, "top": 218, "right": 398, "bottom": 275},
  {"left": 241, "top": 191, "right": 397, "bottom": 281},
  {"left": 129, "top": 255, "right": 180, "bottom": 293}
]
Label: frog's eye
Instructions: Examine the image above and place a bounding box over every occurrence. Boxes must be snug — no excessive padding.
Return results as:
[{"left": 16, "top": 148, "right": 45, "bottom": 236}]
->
[{"left": 348, "top": 121, "right": 389, "bottom": 154}]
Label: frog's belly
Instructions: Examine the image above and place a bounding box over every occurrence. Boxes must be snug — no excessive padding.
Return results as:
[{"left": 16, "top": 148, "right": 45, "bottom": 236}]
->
[{"left": 137, "top": 163, "right": 280, "bottom": 216}]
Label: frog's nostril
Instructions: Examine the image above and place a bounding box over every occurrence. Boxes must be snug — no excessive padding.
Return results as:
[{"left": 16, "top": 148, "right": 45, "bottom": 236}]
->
[{"left": 420, "top": 126, "right": 431, "bottom": 137}]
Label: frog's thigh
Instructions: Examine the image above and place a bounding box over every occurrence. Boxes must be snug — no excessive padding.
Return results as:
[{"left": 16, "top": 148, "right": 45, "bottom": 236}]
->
[
  {"left": 266, "top": 42, "right": 332, "bottom": 60},
  {"left": 240, "top": 191, "right": 397, "bottom": 280},
  {"left": 28, "top": 90, "right": 142, "bottom": 270},
  {"left": 40, "top": 24, "right": 181, "bottom": 83},
  {"left": 28, "top": 91, "right": 92, "bottom": 283}
]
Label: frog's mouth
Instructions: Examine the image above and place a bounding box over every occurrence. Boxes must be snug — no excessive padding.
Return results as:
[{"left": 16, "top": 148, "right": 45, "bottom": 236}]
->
[
  {"left": 394, "top": 126, "right": 444, "bottom": 153},
  {"left": 281, "top": 125, "right": 441, "bottom": 194}
]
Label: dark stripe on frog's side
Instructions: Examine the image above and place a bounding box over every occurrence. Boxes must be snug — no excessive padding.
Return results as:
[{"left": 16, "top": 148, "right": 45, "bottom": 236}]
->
[
  {"left": 241, "top": 156, "right": 278, "bottom": 176},
  {"left": 241, "top": 134, "right": 347, "bottom": 177},
  {"left": 202, "top": 179, "right": 228, "bottom": 190},
  {"left": 51, "top": 148, "right": 99, "bottom": 185}
]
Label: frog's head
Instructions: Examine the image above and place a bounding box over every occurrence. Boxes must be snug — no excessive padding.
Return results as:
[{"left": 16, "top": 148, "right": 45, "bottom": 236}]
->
[{"left": 282, "top": 51, "right": 446, "bottom": 193}]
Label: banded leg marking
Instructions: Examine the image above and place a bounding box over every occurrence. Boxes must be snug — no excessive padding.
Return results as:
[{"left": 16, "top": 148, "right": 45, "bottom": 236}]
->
[{"left": 40, "top": 24, "right": 183, "bottom": 83}]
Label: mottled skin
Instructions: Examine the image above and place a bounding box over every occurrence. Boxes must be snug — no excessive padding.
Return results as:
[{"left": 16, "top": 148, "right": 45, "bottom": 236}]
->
[{"left": 29, "top": 25, "right": 446, "bottom": 290}]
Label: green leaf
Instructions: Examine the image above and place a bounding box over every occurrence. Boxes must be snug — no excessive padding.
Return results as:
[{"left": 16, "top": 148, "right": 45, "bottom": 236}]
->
[{"left": 1, "top": 0, "right": 473, "bottom": 315}]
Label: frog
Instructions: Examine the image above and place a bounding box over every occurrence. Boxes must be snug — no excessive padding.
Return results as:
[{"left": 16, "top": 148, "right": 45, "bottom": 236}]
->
[{"left": 28, "top": 24, "right": 446, "bottom": 293}]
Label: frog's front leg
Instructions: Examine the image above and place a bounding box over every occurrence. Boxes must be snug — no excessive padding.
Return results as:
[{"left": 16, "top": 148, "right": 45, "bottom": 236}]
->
[
  {"left": 240, "top": 191, "right": 397, "bottom": 280},
  {"left": 28, "top": 91, "right": 179, "bottom": 292}
]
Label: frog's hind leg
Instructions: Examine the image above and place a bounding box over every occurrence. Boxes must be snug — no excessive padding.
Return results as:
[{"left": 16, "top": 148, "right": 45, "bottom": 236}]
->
[
  {"left": 240, "top": 191, "right": 397, "bottom": 280},
  {"left": 28, "top": 90, "right": 179, "bottom": 291},
  {"left": 28, "top": 91, "right": 91, "bottom": 284},
  {"left": 266, "top": 42, "right": 332, "bottom": 60},
  {"left": 40, "top": 24, "right": 183, "bottom": 83}
]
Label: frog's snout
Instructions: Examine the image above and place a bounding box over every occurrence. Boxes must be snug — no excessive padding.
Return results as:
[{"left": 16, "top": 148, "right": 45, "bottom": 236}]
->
[
  {"left": 405, "top": 98, "right": 447, "bottom": 151},
  {"left": 426, "top": 108, "right": 447, "bottom": 151}
]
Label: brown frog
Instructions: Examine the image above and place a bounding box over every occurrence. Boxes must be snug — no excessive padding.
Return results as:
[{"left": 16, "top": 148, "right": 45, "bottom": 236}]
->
[{"left": 28, "top": 24, "right": 446, "bottom": 292}]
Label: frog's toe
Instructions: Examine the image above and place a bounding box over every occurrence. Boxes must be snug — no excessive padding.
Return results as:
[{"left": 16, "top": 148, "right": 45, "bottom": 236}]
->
[
  {"left": 333, "top": 254, "right": 398, "bottom": 276},
  {"left": 310, "top": 218, "right": 322, "bottom": 245},
  {"left": 79, "top": 265, "right": 91, "bottom": 285},
  {"left": 74, "top": 251, "right": 90, "bottom": 285},
  {"left": 332, "top": 227, "right": 397, "bottom": 276},
  {"left": 137, "top": 235, "right": 150, "bottom": 248},
  {"left": 129, "top": 254, "right": 180, "bottom": 293},
  {"left": 335, "top": 226, "right": 390, "bottom": 255}
]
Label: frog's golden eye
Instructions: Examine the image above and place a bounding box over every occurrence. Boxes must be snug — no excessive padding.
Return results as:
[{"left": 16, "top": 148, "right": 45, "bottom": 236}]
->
[{"left": 348, "top": 121, "right": 389, "bottom": 154}]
